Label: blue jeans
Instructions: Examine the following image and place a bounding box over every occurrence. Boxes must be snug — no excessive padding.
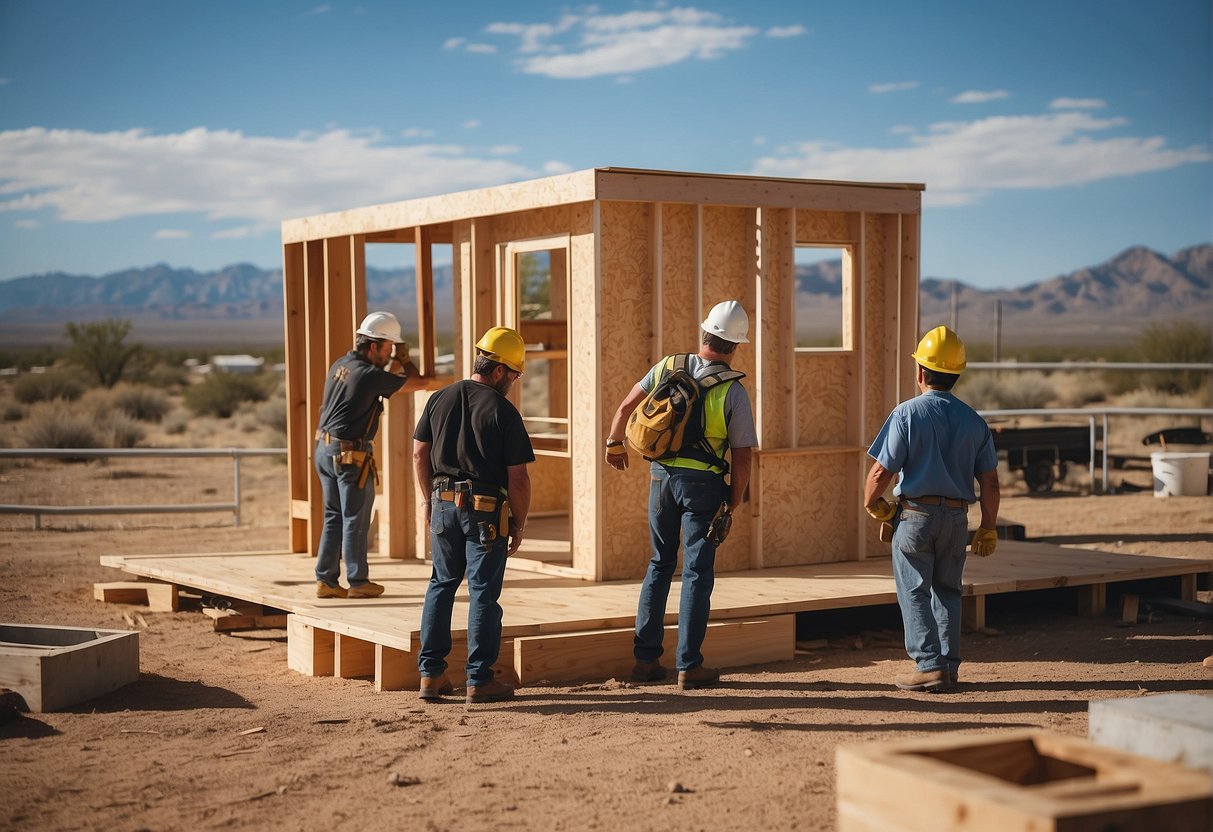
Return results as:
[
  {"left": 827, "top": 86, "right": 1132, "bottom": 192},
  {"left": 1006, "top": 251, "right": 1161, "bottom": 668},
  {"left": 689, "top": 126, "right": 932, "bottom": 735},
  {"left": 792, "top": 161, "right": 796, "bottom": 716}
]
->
[
  {"left": 634, "top": 464, "right": 727, "bottom": 671},
  {"left": 418, "top": 493, "right": 509, "bottom": 687},
  {"left": 891, "top": 502, "right": 969, "bottom": 675},
  {"left": 313, "top": 438, "right": 375, "bottom": 587}
]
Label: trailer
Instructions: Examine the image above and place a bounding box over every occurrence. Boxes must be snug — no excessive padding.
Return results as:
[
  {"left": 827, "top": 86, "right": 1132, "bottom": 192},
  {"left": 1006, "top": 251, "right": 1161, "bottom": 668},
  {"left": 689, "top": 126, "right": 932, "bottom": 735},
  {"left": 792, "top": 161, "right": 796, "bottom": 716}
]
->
[{"left": 989, "top": 424, "right": 1102, "bottom": 493}]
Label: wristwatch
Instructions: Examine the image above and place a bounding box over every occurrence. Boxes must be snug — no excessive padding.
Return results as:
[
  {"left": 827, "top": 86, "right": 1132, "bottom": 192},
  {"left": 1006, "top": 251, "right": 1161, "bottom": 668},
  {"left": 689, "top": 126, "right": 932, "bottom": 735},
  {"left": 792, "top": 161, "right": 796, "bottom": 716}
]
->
[{"left": 605, "top": 438, "right": 624, "bottom": 448}]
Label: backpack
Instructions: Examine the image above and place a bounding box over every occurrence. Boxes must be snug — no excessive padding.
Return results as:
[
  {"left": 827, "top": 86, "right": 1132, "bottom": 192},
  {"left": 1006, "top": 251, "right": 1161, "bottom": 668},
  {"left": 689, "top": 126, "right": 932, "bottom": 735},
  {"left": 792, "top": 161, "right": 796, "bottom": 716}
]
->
[{"left": 625, "top": 354, "right": 745, "bottom": 471}]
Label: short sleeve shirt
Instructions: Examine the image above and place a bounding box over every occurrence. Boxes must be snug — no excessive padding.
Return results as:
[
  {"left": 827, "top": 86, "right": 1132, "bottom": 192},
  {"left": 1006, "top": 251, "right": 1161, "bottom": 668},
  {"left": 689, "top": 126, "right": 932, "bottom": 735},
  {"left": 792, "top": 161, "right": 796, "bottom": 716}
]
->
[
  {"left": 413, "top": 379, "right": 535, "bottom": 491},
  {"left": 867, "top": 390, "right": 998, "bottom": 502},
  {"left": 316, "top": 351, "right": 406, "bottom": 441}
]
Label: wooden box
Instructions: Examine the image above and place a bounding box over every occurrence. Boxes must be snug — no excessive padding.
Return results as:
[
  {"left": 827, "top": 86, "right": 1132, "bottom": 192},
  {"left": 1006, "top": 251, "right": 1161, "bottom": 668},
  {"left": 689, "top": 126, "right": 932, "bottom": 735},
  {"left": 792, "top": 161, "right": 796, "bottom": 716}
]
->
[
  {"left": 0, "top": 623, "right": 139, "bottom": 712},
  {"left": 836, "top": 729, "right": 1212, "bottom": 832}
]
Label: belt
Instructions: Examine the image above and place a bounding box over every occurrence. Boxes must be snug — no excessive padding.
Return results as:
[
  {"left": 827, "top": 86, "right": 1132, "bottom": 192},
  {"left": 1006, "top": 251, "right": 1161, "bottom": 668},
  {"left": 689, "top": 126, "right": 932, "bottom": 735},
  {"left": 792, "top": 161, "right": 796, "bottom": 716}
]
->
[
  {"left": 903, "top": 495, "right": 969, "bottom": 509},
  {"left": 435, "top": 491, "right": 457, "bottom": 502},
  {"left": 315, "top": 430, "right": 368, "bottom": 450}
]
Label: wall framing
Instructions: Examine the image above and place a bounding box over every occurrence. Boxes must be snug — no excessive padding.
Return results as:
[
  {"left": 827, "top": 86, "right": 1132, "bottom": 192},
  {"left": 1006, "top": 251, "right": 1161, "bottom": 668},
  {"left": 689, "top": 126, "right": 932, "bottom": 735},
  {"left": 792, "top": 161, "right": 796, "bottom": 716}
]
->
[{"left": 282, "top": 167, "right": 924, "bottom": 582}]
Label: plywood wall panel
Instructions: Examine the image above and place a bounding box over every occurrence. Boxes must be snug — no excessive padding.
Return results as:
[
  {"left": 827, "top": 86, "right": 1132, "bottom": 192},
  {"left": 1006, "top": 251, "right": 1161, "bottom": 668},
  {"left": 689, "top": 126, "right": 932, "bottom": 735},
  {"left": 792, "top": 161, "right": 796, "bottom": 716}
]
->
[
  {"left": 598, "top": 201, "right": 658, "bottom": 581},
  {"left": 862, "top": 214, "right": 891, "bottom": 449},
  {"left": 795, "top": 210, "right": 853, "bottom": 244},
  {"left": 569, "top": 223, "right": 600, "bottom": 576},
  {"left": 794, "top": 353, "right": 853, "bottom": 446},
  {"left": 758, "top": 452, "right": 857, "bottom": 566},
  {"left": 659, "top": 203, "right": 699, "bottom": 359},
  {"left": 756, "top": 207, "right": 794, "bottom": 450}
]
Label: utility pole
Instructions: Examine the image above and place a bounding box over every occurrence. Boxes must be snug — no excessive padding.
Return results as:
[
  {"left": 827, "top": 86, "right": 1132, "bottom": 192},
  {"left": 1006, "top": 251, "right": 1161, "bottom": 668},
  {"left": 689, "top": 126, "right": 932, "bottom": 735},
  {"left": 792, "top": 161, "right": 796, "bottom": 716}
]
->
[{"left": 994, "top": 299, "right": 1003, "bottom": 363}]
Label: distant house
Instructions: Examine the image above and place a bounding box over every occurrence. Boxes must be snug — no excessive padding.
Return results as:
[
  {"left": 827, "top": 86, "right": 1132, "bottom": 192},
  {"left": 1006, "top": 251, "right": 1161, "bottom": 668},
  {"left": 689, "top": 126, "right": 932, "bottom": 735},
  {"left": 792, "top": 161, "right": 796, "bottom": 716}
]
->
[{"left": 211, "top": 355, "right": 265, "bottom": 375}]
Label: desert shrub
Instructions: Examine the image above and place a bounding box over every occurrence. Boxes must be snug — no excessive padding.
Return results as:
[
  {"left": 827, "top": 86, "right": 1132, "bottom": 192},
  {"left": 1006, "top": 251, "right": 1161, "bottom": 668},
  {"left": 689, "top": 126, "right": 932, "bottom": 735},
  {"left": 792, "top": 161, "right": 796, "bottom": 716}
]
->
[
  {"left": 13, "top": 371, "right": 85, "bottom": 404},
  {"left": 1133, "top": 320, "right": 1212, "bottom": 394},
  {"left": 136, "top": 361, "right": 190, "bottom": 389},
  {"left": 183, "top": 373, "right": 270, "bottom": 418},
  {"left": 22, "top": 404, "right": 101, "bottom": 451},
  {"left": 98, "top": 411, "right": 145, "bottom": 448},
  {"left": 254, "top": 397, "right": 288, "bottom": 448},
  {"left": 163, "top": 410, "right": 190, "bottom": 435},
  {"left": 955, "top": 371, "right": 1054, "bottom": 410},
  {"left": 65, "top": 318, "right": 142, "bottom": 388},
  {"left": 110, "top": 384, "right": 172, "bottom": 422},
  {"left": 2, "top": 401, "right": 25, "bottom": 422},
  {"left": 1050, "top": 371, "right": 1108, "bottom": 408}
]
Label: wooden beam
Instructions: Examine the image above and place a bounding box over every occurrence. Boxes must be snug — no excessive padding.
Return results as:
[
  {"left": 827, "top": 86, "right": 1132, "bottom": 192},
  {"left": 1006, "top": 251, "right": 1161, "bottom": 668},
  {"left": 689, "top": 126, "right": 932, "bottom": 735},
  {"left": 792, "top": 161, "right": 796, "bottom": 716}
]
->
[
  {"left": 1078, "top": 583, "right": 1107, "bottom": 617},
  {"left": 287, "top": 615, "right": 333, "bottom": 677},
  {"left": 375, "top": 644, "right": 420, "bottom": 692},
  {"left": 962, "top": 595, "right": 986, "bottom": 632},
  {"left": 93, "top": 581, "right": 178, "bottom": 612},
  {"left": 513, "top": 617, "right": 793, "bottom": 685},
  {"left": 414, "top": 225, "right": 435, "bottom": 376},
  {"left": 335, "top": 633, "right": 376, "bottom": 679}
]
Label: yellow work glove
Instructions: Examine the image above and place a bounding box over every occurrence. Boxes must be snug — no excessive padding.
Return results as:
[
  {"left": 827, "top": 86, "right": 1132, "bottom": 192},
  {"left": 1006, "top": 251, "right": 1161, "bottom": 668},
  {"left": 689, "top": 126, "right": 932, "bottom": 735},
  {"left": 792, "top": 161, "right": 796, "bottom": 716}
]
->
[
  {"left": 865, "top": 497, "right": 896, "bottom": 523},
  {"left": 970, "top": 527, "right": 998, "bottom": 557}
]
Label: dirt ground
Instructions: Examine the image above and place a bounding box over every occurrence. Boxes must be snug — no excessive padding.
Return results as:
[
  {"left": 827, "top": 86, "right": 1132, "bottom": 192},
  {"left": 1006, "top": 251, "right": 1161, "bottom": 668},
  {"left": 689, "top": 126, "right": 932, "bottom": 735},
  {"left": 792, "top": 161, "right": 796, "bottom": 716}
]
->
[{"left": 1, "top": 447, "right": 1211, "bottom": 831}]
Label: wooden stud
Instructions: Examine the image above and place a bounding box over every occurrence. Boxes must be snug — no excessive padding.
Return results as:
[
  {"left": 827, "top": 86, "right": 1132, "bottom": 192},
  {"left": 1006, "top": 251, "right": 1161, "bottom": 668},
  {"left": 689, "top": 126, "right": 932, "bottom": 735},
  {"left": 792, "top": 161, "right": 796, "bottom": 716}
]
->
[
  {"left": 287, "top": 615, "right": 334, "bottom": 677},
  {"left": 334, "top": 633, "right": 376, "bottom": 679},
  {"left": 1078, "top": 583, "right": 1107, "bottom": 617},
  {"left": 375, "top": 644, "right": 420, "bottom": 692},
  {"left": 1119, "top": 593, "right": 1139, "bottom": 625},
  {"left": 93, "top": 581, "right": 178, "bottom": 612},
  {"left": 962, "top": 595, "right": 986, "bottom": 632}
]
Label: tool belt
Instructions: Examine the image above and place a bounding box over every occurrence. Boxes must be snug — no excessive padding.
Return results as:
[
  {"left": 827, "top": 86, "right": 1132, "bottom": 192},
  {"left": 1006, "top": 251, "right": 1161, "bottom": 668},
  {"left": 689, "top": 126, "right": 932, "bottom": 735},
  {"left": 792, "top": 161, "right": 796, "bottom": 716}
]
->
[
  {"left": 314, "top": 429, "right": 370, "bottom": 451},
  {"left": 432, "top": 476, "right": 510, "bottom": 540},
  {"left": 902, "top": 495, "right": 969, "bottom": 509}
]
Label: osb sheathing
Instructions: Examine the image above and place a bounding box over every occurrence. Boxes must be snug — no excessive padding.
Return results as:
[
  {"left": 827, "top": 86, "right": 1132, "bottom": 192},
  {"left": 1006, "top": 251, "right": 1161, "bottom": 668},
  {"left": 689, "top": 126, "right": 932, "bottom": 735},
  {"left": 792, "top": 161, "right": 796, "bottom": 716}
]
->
[
  {"left": 759, "top": 451, "right": 856, "bottom": 566},
  {"left": 598, "top": 201, "right": 657, "bottom": 580},
  {"left": 658, "top": 203, "right": 698, "bottom": 359}
]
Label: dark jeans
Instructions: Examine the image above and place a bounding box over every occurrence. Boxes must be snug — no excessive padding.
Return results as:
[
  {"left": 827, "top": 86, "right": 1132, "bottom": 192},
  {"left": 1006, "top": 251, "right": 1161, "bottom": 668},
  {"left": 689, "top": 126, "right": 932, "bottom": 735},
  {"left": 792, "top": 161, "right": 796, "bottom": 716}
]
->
[
  {"left": 891, "top": 502, "right": 969, "bottom": 675},
  {"left": 634, "top": 464, "right": 728, "bottom": 671},
  {"left": 418, "top": 493, "right": 509, "bottom": 687},
  {"left": 313, "top": 438, "right": 374, "bottom": 587}
]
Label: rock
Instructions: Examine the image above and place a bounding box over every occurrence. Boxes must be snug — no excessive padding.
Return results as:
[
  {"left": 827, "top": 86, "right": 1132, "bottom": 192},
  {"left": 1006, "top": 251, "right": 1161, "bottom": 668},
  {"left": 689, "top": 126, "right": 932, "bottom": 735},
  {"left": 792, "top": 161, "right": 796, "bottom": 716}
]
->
[{"left": 388, "top": 772, "right": 421, "bottom": 787}]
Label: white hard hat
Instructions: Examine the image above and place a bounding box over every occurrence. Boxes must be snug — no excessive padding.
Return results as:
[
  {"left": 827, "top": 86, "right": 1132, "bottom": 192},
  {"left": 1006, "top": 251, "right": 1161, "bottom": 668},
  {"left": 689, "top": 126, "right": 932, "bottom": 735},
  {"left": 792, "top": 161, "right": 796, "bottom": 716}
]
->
[
  {"left": 356, "top": 311, "right": 403, "bottom": 343},
  {"left": 700, "top": 300, "right": 749, "bottom": 344}
]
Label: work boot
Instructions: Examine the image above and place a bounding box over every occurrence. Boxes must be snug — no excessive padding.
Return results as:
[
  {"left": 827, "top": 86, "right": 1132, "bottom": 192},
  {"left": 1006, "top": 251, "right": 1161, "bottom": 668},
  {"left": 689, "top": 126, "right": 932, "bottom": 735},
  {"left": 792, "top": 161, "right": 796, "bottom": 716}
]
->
[
  {"left": 315, "top": 581, "right": 347, "bottom": 599},
  {"left": 418, "top": 673, "right": 454, "bottom": 702},
  {"left": 894, "top": 668, "right": 951, "bottom": 692},
  {"left": 677, "top": 665, "right": 720, "bottom": 690},
  {"left": 347, "top": 581, "right": 385, "bottom": 598},
  {"left": 629, "top": 660, "right": 669, "bottom": 683},
  {"left": 466, "top": 678, "right": 515, "bottom": 704}
]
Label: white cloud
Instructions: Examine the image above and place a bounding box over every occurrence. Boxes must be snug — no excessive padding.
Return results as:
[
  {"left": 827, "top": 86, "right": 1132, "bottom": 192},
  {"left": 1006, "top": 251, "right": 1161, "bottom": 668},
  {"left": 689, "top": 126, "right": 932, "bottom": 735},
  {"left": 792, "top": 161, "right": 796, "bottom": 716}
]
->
[
  {"left": 402, "top": 127, "right": 435, "bottom": 139},
  {"left": 950, "top": 89, "right": 1010, "bottom": 104},
  {"left": 485, "top": 7, "right": 760, "bottom": 78},
  {"left": 766, "top": 25, "right": 805, "bottom": 38},
  {"left": 304, "top": 5, "right": 331, "bottom": 16},
  {"left": 753, "top": 136, "right": 766, "bottom": 146},
  {"left": 751, "top": 111, "right": 1211, "bottom": 207},
  {"left": 153, "top": 228, "right": 191, "bottom": 239},
  {"left": 1050, "top": 97, "right": 1106, "bottom": 110},
  {"left": 443, "top": 37, "right": 465, "bottom": 50},
  {"left": 490, "top": 144, "right": 521, "bottom": 155},
  {"left": 870, "top": 81, "right": 918, "bottom": 94},
  {"left": 465, "top": 43, "right": 498, "bottom": 54},
  {"left": 14, "top": 218, "right": 38, "bottom": 229},
  {"left": 542, "top": 161, "right": 573, "bottom": 175},
  {"left": 462, "top": 119, "right": 481, "bottom": 129},
  {"left": 212, "top": 226, "right": 256, "bottom": 239},
  {"left": 0, "top": 127, "right": 534, "bottom": 231}
]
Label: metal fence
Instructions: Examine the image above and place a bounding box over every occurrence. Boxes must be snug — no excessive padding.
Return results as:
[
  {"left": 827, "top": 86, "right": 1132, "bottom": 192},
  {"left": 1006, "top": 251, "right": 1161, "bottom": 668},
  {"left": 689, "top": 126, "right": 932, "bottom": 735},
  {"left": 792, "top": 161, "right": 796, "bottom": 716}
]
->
[{"left": 0, "top": 447, "right": 286, "bottom": 529}]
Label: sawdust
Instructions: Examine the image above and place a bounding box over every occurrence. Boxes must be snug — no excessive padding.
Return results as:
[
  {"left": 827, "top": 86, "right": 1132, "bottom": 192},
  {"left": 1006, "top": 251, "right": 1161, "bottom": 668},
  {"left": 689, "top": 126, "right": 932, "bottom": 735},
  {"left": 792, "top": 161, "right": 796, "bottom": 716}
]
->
[{"left": 1, "top": 437, "right": 1210, "bottom": 831}]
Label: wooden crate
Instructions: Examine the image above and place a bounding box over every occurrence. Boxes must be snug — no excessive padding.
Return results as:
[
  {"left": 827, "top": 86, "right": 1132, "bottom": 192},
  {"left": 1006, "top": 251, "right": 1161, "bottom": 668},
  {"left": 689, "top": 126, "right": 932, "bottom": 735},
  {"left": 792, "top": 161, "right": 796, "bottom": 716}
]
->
[
  {"left": 837, "top": 729, "right": 1212, "bottom": 831},
  {"left": 0, "top": 623, "right": 139, "bottom": 712}
]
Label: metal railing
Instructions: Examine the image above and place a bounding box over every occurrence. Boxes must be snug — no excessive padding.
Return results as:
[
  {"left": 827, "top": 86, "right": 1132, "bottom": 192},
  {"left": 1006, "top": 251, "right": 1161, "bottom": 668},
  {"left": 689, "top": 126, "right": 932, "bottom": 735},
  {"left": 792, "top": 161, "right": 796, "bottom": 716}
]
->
[
  {"left": 976, "top": 407, "right": 1212, "bottom": 493},
  {"left": 0, "top": 447, "right": 286, "bottom": 529}
]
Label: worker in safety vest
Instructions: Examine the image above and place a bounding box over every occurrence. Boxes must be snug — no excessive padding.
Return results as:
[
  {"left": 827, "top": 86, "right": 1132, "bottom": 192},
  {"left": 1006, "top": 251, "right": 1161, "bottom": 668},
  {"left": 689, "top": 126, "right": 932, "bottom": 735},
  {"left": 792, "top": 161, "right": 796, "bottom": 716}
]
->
[
  {"left": 864, "top": 325, "right": 1000, "bottom": 692},
  {"left": 313, "top": 312, "right": 424, "bottom": 599},
  {"left": 606, "top": 300, "right": 758, "bottom": 691}
]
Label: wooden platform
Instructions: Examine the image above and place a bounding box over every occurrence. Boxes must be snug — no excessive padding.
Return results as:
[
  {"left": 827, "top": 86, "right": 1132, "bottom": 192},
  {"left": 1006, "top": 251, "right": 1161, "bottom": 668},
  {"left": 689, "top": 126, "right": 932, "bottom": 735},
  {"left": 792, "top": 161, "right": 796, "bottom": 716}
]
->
[{"left": 99, "top": 542, "right": 1210, "bottom": 689}]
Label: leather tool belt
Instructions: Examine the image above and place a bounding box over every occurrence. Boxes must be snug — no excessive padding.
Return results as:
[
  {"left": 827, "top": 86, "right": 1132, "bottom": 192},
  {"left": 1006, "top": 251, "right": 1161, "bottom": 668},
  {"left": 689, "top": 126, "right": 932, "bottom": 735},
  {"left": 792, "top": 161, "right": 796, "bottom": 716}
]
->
[{"left": 903, "top": 495, "right": 969, "bottom": 509}]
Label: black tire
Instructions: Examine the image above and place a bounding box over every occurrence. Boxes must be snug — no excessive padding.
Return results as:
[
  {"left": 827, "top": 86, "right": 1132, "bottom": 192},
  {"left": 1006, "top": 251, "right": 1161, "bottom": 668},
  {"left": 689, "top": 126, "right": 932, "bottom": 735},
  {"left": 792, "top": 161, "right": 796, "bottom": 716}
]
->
[{"left": 1024, "top": 460, "right": 1055, "bottom": 493}]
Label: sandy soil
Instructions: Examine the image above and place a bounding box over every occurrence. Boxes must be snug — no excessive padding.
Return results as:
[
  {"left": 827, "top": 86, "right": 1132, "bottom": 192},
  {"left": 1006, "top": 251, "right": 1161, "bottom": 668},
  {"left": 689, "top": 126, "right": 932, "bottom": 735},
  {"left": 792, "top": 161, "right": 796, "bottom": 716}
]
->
[{"left": 1, "top": 443, "right": 1211, "bottom": 831}]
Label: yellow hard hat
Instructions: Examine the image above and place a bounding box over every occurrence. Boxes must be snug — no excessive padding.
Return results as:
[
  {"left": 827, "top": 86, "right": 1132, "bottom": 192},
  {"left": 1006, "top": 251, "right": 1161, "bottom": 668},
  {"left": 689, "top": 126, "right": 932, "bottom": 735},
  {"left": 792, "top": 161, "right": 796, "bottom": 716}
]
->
[
  {"left": 475, "top": 326, "right": 525, "bottom": 373},
  {"left": 912, "top": 325, "right": 966, "bottom": 374}
]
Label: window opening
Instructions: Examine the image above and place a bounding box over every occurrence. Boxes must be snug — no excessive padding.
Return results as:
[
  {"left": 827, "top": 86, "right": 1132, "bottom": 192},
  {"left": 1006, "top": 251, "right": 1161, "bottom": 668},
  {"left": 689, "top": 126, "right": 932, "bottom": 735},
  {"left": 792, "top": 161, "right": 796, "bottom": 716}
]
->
[{"left": 794, "top": 245, "right": 851, "bottom": 351}]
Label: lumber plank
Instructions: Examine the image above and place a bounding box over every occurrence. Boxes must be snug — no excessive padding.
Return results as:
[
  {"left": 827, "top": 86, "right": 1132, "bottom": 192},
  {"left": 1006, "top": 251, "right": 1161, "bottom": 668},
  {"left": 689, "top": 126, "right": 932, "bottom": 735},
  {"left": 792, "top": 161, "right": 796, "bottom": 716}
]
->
[
  {"left": 287, "top": 615, "right": 333, "bottom": 677},
  {"left": 201, "top": 608, "right": 288, "bottom": 632},
  {"left": 514, "top": 617, "right": 793, "bottom": 685},
  {"left": 93, "top": 581, "right": 178, "bottom": 612},
  {"left": 334, "top": 634, "right": 375, "bottom": 679}
]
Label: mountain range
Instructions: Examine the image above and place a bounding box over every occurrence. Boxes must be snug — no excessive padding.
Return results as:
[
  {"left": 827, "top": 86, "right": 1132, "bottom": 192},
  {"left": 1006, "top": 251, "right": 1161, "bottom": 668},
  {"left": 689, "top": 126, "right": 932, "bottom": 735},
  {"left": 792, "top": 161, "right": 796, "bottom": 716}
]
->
[{"left": 0, "top": 244, "right": 1208, "bottom": 347}]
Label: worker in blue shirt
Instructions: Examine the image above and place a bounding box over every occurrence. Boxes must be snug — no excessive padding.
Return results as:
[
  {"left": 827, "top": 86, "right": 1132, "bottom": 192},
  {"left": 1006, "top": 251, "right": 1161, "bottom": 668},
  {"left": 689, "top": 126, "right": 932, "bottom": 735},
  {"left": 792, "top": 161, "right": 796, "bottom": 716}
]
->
[{"left": 864, "top": 326, "right": 1000, "bottom": 692}]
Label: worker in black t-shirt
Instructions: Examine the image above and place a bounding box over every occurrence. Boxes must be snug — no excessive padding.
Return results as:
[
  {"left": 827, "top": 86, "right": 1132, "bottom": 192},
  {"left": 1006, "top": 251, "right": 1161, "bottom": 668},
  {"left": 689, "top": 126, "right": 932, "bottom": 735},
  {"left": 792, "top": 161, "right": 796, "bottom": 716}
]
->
[
  {"left": 314, "top": 312, "right": 423, "bottom": 599},
  {"left": 412, "top": 326, "right": 534, "bottom": 704}
]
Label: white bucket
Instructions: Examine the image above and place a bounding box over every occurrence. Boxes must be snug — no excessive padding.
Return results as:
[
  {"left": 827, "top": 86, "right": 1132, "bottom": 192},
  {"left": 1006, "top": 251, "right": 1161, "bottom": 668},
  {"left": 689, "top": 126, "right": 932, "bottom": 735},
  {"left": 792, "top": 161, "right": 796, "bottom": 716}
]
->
[{"left": 1150, "top": 451, "right": 1211, "bottom": 497}]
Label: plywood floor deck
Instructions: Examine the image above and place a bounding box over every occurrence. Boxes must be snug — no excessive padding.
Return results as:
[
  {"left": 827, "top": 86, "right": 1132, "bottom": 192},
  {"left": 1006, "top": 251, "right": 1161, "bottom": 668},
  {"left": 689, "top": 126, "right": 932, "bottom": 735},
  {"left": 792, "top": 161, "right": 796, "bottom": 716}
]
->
[{"left": 100, "top": 542, "right": 1212, "bottom": 654}]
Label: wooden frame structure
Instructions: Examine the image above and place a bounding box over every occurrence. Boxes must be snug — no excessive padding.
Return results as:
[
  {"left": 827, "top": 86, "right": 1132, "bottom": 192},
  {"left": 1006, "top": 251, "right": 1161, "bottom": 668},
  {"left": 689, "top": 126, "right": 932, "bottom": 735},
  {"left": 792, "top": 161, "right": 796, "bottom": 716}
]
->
[{"left": 282, "top": 167, "right": 924, "bottom": 581}]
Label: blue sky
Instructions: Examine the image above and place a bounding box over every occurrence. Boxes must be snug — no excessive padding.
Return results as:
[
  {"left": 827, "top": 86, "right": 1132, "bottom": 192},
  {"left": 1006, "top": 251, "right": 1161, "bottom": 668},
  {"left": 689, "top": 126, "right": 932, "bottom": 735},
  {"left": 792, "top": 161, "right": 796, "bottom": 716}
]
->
[{"left": 0, "top": 0, "right": 1209, "bottom": 288}]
